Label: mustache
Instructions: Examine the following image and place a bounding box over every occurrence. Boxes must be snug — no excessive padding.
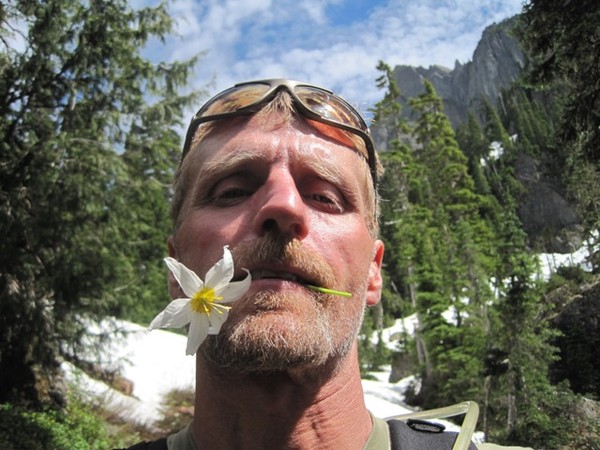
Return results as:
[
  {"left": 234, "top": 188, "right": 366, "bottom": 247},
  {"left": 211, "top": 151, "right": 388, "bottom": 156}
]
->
[{"left": 230, "top": 232, "right": 335, "bottom": 290}]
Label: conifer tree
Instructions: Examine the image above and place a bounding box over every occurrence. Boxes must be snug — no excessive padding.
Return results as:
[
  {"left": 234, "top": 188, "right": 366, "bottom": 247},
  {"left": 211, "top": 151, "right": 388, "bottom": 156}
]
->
[
  {"left": 357, "top": 62, "right": 415, "bottom": 371},
  {"left": 456, "top": 113, "right": 492, "bottom": 196},
  {"left": 481, "top": 98, "right": 513, "bottom": 147},
  {"left": 474, "top": 92, "right": 581, "bottom": 446},
  {"left": 0, "top": 0, "right": 199, "bottom": 406},
  {"left": 407, "top": 81, "right": 495, "bottom": 407},
  {"left": 487, "top": 201, "right": 573, "bottom": 447},
  {"left": 373, "top": 73, "right": 498, "bottom": 407},
  {"left": 372, "top": 61, "right": 413, "bottom": 310}
]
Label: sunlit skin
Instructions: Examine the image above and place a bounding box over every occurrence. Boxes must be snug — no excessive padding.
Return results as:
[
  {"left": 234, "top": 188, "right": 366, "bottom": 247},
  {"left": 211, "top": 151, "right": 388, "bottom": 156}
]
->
[{"left": 168, "top": 113, "right": 384, "bottom": 450}]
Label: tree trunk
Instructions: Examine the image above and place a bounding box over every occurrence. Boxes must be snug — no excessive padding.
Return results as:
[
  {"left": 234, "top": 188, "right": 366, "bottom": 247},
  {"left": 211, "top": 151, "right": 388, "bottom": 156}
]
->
[
  {"left": 506, "top": 367, "right": 517, "bottom": 437},
  {"left": 408, "top": 265, "right": 432, "bottom": 379},
  {"left": 483, "top": 375, "right": 492, "bottom": 442}
]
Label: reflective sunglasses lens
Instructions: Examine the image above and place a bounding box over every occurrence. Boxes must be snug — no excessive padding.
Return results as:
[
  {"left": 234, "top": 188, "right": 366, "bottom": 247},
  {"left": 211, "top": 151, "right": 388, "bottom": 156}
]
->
[
  {"left": 199, "top": 83, "right": 272, "bottom": 117},
  {"left": 295, "top": 86, "right": 366, "bottom": 131}
]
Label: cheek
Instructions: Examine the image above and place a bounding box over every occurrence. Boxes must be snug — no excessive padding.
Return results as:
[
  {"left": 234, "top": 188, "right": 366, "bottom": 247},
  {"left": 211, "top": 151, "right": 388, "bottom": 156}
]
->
[
  {"left": 173, "top": 213, "right": 246, "bottom": 274},
  {"left": 312, "top": 217, "right": 374, "bottom": 284}
]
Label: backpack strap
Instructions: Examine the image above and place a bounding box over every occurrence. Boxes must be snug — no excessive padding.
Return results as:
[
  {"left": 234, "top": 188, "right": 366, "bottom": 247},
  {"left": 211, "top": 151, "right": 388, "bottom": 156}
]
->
[{"left": 387, "top": 419, "right": 478, "bottom": 450}]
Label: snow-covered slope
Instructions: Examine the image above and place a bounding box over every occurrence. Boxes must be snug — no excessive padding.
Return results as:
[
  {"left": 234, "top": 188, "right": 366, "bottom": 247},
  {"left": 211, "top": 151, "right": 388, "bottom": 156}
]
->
[{"left": 64, "top": 321, "right": 415, "bottom": 428}]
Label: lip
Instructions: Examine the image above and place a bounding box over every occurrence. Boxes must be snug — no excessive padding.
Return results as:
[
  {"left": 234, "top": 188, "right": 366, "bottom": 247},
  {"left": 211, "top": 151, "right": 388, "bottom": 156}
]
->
[
  {"left": 249, "top": 278, "right": 308, "bottom": 294},
  {"left": 236, "top": 263, "right": 319, "bottom": 289}
]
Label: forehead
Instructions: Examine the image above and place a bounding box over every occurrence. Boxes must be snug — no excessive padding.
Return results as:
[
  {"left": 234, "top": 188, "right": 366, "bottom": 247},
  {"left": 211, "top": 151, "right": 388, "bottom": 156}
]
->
[{"left": 187, "top": 114, "right": 368, "bottom": 177}]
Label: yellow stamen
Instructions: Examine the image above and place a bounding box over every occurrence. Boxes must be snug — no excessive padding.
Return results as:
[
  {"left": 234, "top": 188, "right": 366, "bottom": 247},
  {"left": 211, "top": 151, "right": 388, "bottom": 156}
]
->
[{"left": 190, "top": 287, "right": 226, "bottom": 314}]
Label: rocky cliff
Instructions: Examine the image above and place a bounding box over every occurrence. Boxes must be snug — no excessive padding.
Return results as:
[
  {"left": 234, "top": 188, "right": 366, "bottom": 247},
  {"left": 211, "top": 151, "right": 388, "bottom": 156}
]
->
[
  {"left": 389, "top": 16, "right": 525, "bottom": 128},
  {"left": 372, "top": 16, "right": 583, "bottom": 253}
]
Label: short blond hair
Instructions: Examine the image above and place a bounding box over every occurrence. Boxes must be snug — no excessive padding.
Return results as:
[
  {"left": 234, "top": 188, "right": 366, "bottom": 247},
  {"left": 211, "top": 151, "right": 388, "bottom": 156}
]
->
[{"left": 171, "top": 91, "right": 382, "bottom": 237}]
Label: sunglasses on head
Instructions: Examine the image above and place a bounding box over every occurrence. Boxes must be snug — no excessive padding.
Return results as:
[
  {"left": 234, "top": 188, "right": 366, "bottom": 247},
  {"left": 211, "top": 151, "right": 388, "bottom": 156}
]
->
[{"left": 182, "top": 79, "right": 378, "bottom": 188}]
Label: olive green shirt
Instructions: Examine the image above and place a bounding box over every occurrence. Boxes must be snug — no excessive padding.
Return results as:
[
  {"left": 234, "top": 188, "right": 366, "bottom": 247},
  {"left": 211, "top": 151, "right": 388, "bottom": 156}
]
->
[
  {"left": 164, "top": 416, "right": 533, "bottom": 450},
  {"left": 167, "top": 414, "right": 533, "bottom": 450},
  {"left": 166, "top": 425, "right": 195, "bottom": 450},
  {"left": 363, "top": 414, "right": 392, "bottom": 450}
]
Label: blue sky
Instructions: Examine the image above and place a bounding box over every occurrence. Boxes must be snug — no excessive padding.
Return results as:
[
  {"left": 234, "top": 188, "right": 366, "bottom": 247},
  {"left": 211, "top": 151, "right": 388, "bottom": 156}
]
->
[{"left": 146, "top": 0, "right": 524, "bottom": 118}]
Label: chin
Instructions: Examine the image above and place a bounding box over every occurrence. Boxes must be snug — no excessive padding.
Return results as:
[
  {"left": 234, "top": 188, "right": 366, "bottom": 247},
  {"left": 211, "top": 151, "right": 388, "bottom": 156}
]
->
[
  {"left": 203, "top": 312, "right": 332, "bottom": 372},
  {"left": 202, "top": 289, "right": 362, "bottom": 373}
]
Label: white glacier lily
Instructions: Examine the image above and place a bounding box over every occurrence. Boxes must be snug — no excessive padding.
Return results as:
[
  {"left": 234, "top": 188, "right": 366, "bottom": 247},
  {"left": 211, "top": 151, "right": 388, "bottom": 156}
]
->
[{"left": 149, "top": 246, "right": 251, "bottom": 355}]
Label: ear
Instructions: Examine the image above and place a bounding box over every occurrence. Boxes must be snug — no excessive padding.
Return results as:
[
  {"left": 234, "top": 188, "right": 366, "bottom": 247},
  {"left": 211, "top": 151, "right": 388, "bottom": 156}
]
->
[
  {"left": 365, "top": 239, "right": 384, "bottom": 307},
  {"left": 167, "top": 236, "right": 182, "bottom": 300}
]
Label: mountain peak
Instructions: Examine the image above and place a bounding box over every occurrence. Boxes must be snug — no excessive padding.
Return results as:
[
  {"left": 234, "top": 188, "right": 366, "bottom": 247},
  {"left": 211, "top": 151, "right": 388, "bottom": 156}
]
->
[{"left": 385, "top": 16, "right": 525, "bottom": 128}]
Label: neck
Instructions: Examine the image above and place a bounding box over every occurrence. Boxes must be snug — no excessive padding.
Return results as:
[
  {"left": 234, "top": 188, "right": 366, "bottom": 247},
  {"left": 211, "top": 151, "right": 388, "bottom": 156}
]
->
[{"left": 190, "top": 343, "right": 373, "bottom": 450}]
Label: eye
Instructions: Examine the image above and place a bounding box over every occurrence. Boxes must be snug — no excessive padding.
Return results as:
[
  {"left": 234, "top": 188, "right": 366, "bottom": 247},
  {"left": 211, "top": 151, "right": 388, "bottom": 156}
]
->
[
  {"left": 303, "top": 182, "right": 346, "bottom": 213},
  {"left": 215, "top": 187, "right": 250, "bottom": 202},
  {"left": 209, "top": 175, "right": 256, "bottom": 206},
  {"left": 310, "top": 193, "right": 336, "bottom": 205}
]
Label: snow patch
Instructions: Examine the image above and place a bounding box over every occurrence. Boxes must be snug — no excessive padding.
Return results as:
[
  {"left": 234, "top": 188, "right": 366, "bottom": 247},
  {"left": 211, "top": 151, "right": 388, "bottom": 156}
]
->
[
  {"left": 64, "top": 322, "right": 195, "bottom": 426},
  {"left": 538, "top": 235, "right": 596, "bottom": 279}
]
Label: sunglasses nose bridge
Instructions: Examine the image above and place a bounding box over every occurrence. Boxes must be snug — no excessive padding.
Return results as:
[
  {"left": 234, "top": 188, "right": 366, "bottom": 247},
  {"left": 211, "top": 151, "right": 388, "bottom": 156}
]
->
[{"left": 270, "top": 83, "right": 310, "bottom": 112}]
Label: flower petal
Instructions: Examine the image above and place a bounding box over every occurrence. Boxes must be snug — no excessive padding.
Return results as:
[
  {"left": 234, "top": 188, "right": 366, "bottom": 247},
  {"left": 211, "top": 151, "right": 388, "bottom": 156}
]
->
[
  {"left": 217, "top": 269, "right": 252, "bottom": 304},
  {"left": 207, "top": 308, "right": 229, "bottom": 334},
  {"left": 186, "top": 314, "right": 210, "bottom": 355},
  {"left": 164, "top": 257, "right": 203, "bottom": 297},
  {"left": 205, "top": 246, "right": 234, "bottom": 290},
  {"left": 148, "top": 298, "right": 192, "bottom": 330}
]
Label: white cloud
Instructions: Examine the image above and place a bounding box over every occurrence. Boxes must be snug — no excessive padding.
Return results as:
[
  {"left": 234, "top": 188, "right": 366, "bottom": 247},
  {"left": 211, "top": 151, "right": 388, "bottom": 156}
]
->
[
  {"left": 148, "top": 0, "right": 523, "bottom": 116},
  {"left": 299, "top": 0, "right": 335, "bottom": 24}
]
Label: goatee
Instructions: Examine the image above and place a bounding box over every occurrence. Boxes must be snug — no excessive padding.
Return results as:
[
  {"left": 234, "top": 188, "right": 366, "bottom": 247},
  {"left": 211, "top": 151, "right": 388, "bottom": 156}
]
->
[{"left": 201, "top": 232, "right": 363, "bottom": 373}]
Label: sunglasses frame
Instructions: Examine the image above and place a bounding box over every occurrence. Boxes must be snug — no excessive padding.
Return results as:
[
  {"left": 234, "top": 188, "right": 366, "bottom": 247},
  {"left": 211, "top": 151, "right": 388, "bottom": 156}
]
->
[{"left": 181, "top": 79, "right": 378, "bottom": 188}]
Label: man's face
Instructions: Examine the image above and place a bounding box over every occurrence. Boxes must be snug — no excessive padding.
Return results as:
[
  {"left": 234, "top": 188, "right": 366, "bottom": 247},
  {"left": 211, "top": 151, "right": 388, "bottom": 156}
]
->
[{"left": 169, "top": 113, "right": 384, "bottom": 372}]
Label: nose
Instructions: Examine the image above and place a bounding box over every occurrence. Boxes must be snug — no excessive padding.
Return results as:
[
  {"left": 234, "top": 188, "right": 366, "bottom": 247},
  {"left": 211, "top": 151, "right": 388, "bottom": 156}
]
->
[{"left": 252, "top": 170, "right": 309, "bottom": 240}]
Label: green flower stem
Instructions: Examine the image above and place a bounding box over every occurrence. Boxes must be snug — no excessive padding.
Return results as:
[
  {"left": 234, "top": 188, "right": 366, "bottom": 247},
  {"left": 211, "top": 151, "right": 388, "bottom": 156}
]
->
[{"left": 306, "top": 285, "right": 352, "bottom": 297}]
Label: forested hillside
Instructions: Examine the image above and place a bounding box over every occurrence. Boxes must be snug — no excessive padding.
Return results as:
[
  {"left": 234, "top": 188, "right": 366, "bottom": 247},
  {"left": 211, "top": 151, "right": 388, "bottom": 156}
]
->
[
  {"left": 1, "top": 1, "right": 598, "bottom": 449},
  {"left": 359, "top": 4, "right": 599, "bottom": 448}
]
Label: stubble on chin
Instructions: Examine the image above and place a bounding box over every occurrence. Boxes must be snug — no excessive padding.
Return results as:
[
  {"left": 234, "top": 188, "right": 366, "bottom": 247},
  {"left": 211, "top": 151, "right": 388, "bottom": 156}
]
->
[
  {"left": 200, "top": 234, "right": 364, "bottom": 374},
  {"left": 202, "top": 290, "right": 335, "bottom": 373}
]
